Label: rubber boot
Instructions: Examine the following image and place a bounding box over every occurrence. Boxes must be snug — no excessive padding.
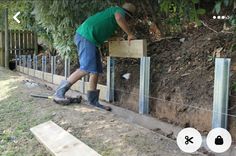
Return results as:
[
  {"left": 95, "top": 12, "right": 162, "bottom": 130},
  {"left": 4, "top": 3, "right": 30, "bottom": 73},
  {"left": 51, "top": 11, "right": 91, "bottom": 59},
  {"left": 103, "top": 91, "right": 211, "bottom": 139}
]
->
[
  {"left": 53, "top": 80, "right": 72, "bottom": 105},
  {"left": 87, "top": 90, "right": 112, "bottom": 111}
]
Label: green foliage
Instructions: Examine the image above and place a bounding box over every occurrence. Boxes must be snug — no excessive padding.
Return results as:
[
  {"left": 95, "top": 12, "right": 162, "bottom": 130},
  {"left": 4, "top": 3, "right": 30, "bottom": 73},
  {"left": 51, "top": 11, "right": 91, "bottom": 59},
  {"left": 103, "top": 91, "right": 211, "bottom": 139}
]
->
[
  {"left": 213, "top": 0, "right": 235, "bottom": 14},
  {"left": 214, "top": 1, "right": 222, "bottom": 14},
  {"left": 232, "top": 82, "right": 236, "bottom": 93},
  {"left": 0, "top": 10, "right": 4, "bottom": 29},
  {"left": 0, "top": 0, "right": 34, "bottom": 30},
  {"left": 1, "top": 0, "right": 234, "bottom": 57},
  {"left": 31, "top": 0, "right": 118, "bottom": 57},
  {"left": 158, "top": 0, "right": 206, "bottom": 33},
  {"left": 213, "top": 0, "right": 236, "bottom": 26}
]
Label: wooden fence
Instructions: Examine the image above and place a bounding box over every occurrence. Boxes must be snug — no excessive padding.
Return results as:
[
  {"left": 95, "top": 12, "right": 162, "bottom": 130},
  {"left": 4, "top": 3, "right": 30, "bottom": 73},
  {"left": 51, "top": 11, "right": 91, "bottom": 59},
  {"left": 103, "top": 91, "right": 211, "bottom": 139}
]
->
[
  {"left": 0, "top": 31, "right": 3, "bottom": 66},
  {"left": 0, "top": 30, "right": 37, "bottom": 67}
]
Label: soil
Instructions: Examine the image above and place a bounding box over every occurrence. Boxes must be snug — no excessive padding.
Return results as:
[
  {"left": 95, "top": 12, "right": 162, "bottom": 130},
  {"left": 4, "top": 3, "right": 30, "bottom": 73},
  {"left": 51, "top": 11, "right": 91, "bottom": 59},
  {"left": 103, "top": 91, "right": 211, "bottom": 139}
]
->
[
  {"left": 0, "top": 67, "right": 198, "bottom": 156},
  {"left": 106, "top": 25, "right": 236, "bottom": 139}
]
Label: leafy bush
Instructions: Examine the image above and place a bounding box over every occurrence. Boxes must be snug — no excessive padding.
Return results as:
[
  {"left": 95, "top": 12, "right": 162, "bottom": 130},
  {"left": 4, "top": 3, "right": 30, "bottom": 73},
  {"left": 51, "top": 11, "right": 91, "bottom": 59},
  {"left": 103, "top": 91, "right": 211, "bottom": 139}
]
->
[
  {"left": 160, "top": 0, "right": 205, "bottom": 26},
  {"left": 31, "top": 0, "right": 119, "bottom": 57},
  {"left": 1, "top": 0, "right": 235, "bottom": 57},
  {"left": 213, "top": 0, "right": 236, "bottom": 26}
]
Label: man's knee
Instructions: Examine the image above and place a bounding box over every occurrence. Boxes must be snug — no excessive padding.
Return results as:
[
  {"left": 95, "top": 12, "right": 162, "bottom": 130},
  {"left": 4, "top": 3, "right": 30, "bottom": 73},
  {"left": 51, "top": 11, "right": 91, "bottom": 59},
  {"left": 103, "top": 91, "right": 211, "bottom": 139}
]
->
[{"left": 76, "top": 69, "right": 88, "bottom": 75}]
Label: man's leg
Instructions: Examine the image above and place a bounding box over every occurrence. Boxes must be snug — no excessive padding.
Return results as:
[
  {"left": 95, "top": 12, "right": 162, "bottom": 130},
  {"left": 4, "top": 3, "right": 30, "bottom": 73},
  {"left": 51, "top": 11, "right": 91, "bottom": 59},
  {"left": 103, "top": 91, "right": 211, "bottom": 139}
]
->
[
  {"left": 68, "top": 69, "right": 88, "bottom": 84},
  {"left": 87, "top": 74, "right": 111, "bottom": 111},
  {"left": 53, "top": 33, "right": 87, "bottom": 105},
  {"left": 53, "top": 69, "right": 87, "bottom": 104},
  {"left": 88, "top": 73, "right": 98, "bottom": 90}
]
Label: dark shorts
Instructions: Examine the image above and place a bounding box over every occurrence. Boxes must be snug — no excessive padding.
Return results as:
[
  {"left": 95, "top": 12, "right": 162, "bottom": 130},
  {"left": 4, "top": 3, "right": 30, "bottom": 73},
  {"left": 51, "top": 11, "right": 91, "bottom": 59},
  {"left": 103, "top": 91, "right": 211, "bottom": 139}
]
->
[{"left": 74, "top": 33, "right": 102, "bottom": 74}]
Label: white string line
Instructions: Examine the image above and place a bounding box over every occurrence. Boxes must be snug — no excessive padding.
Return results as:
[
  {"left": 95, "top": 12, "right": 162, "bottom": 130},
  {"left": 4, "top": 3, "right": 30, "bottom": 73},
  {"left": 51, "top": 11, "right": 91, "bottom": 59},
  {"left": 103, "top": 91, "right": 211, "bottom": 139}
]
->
[{"left": 111, "top": 88, "right": 236, "bottom": 118}]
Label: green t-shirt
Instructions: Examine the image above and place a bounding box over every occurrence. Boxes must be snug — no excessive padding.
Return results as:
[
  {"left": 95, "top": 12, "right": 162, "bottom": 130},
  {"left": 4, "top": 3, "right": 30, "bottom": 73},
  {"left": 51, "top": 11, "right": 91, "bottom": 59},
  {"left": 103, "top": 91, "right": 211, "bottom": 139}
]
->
[{"left": 76, "top": 6, "right": 125, "bottom": 46}]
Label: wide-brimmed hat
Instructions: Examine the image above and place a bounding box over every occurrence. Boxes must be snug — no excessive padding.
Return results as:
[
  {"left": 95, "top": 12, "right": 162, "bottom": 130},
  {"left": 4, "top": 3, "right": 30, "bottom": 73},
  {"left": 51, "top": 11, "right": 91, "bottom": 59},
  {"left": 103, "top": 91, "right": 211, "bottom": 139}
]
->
[{"left": 122, "top": 3, "right": 136, "bottom": 18}]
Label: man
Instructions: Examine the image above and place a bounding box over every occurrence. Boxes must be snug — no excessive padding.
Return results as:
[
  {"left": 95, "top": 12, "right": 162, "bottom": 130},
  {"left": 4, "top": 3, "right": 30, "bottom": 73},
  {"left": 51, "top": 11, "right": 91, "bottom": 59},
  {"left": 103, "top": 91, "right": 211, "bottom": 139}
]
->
[{"left": 53, "top": 3, "right": 136, "bottom": 111}]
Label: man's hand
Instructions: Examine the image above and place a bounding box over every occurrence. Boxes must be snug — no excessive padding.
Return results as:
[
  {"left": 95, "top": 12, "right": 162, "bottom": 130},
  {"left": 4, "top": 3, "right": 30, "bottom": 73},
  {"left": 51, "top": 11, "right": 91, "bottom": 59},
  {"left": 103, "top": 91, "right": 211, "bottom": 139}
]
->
[
  {"left": 128, "top": 34, "right": 136, "bottom": 45},
  {"left": 115, "top": 13, "right": 135, "bottom": 44}
]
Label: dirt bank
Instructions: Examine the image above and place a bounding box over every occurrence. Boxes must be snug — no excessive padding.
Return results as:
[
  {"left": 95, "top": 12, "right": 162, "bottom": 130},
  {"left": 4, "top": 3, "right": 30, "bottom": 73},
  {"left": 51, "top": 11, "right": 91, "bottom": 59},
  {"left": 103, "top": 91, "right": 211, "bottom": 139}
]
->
[{"left": 111, "top": 26, "right": 236, "bottom": 139}]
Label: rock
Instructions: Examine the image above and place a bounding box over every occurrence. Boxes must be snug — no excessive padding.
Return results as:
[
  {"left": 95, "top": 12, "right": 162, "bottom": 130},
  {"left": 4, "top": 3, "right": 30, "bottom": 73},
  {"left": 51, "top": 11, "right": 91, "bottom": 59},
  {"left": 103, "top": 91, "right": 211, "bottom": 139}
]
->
[
  {"left": 168, "top": 66, "right": 172, "bottom": 73},
  {"left": 122, "top": 73, "right": 131, "bottom": 80},
  {"left": 181, "top": 73, "right": 190, "bottom": 77},
  {"left": 179, "top": 38, "right": 185, "bottom": 43},
  {"left": 166, "top": 132, "right": 174, "bottom": 138},
  {"left": 24, "top": 82, "right": 38, "bottom": 88},
  {"left": 175, "top": 56, "right": 181, "bottom": 61},
  {"left": 165, "top": 95, "right": 171, "bottom": 101}
]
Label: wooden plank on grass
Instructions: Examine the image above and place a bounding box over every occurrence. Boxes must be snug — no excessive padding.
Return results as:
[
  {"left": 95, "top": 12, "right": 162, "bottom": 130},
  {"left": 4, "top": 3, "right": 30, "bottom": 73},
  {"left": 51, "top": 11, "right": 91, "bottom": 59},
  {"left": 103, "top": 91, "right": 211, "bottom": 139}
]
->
[
  {"left": 109, "top": 40, "right": 147, "bottom": 58},
  {"left": 30, "top": 121, "right": 101, "bottom": 156}
]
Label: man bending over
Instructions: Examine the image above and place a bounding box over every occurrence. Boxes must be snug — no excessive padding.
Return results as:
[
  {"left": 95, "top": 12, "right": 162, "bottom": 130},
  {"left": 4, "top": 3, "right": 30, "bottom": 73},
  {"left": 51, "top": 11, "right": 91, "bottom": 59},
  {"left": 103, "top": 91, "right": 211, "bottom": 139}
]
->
[{"left": 53, "top": 3, "right": 136, "bottom": 111}]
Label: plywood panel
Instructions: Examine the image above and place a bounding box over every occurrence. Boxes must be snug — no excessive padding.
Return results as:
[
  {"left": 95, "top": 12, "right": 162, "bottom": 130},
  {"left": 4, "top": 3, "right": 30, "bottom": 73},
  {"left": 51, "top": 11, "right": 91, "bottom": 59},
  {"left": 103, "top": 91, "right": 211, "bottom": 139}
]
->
[
  {"left": 23, "top": 67, "right": 28, "bottom": 74},
  {"left": 16, "top": 65, "right": 20, "bottom": 71},
  {"left": 30, "top": 121, "right": 101, "bottom": 156},
  {"left": 53, "top": 74, "right": 65, "bottom": 85},
  {"left": 97, "top": 84, "right": 107, "bottom": 101},
  {"left": 84, "top": 82, "right": 89, "bottom": 94},
  {"left": 109, "top": 40, "right": 147, "bottom": 58},
  {"left": 29, "top": 68, "right": 34, "bottom": 76},
  {"left": 44, "top": 72, "right": 53, "bottom": 83},
  {"left": 35, "top": 70, "right": 43, "bottom": 79},
  {"left": 19, "top": 66, "right": 24, "bottom": 72}
]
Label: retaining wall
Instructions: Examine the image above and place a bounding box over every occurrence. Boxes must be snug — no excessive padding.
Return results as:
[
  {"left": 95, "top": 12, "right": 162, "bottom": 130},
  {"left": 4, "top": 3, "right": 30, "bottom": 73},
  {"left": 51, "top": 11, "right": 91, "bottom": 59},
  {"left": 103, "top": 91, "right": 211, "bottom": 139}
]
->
[{"left": 16, "top": 65, "right": 108, "bottom": 101}]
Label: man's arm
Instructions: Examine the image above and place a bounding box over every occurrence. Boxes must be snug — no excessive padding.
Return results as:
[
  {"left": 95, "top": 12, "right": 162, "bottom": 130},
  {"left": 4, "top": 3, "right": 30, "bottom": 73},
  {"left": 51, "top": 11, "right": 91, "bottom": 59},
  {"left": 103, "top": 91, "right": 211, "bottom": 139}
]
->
[{"left": 115, "top": 13, "right": 136, "bottom": 43}]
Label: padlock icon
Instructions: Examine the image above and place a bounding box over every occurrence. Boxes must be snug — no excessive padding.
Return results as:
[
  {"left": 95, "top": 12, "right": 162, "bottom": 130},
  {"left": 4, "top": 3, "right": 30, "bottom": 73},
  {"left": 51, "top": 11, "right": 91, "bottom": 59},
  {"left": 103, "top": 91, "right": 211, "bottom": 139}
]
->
[{"left": 215, "top": 135, "right": 224, "bottom": 145}]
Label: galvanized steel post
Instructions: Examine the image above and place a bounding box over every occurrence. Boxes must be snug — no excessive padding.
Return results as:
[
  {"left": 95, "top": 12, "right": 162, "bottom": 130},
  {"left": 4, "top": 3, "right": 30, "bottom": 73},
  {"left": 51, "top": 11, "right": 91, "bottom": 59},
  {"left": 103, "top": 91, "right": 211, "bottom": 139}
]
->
[
  {"left": 64, "top": 57, "right": 70, "bottom": 79},
  {"left": 139, "top": 57, "right": 150, "bottom": 114},
  {"left": 23, "top": 55, "right": 26, "bottom": 67},
  {"left": 51, "top": 56, "right": 56, "bottom": 83},
  {"left": 106, "top": 56, "right": 115, "bottom": 102},
  {"left": 51, "top": 56, "right": 56, "bottom": 74},
  {"left": 15, "top": 54, "right": 18, "bottom": 66},
  {"left": 42, "top": 55, "right": 46, "bottom": 72},
  {"left": 27, "top": 55, "right": 31, "bottom": 68},
  {"left": 19, "top": 55, "right": 22, "bottom": 66},
  {"left": 33, "top": 54, "right": 38, "bottom": 70},
  {"left": 212, "top": 58, "right": 231, "bottom": 129}
]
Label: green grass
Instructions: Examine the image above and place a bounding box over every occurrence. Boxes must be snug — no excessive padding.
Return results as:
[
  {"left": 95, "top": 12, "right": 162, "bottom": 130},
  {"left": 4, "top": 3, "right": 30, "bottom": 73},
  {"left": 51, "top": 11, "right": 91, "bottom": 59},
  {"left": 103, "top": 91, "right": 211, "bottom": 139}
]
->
[{"left": 0, "top": 70, "right": 52, "bottom": 155}]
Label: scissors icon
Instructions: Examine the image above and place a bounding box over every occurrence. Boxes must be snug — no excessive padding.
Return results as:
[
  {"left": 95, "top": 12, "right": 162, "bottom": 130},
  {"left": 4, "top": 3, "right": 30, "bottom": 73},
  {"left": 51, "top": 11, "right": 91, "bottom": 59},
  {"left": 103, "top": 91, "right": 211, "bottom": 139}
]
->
[{"left": 185, "top": 136, "right": 194, "bottom": 145}]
